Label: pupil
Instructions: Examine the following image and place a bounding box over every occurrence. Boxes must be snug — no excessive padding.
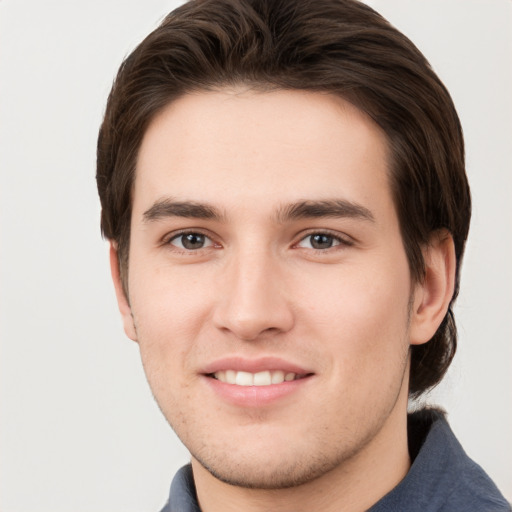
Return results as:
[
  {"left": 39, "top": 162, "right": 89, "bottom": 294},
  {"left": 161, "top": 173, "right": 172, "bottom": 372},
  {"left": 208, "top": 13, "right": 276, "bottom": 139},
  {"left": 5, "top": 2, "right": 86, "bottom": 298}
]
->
[
  {"left": 311, "top": 234, "right": 333, "bottom": 249},
  {"left": 182, "top": 233, "right": 204, "bottom": 249}
]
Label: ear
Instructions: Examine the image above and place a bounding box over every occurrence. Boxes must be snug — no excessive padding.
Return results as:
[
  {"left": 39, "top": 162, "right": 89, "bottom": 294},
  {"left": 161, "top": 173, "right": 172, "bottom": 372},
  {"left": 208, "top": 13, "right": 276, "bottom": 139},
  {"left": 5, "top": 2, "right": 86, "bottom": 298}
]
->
[
  {"left": 109, "top": 242, "right": 138, "bottom": 342},
  {"left": 409, "top": 230, "right": 456, "bottom": 346}
]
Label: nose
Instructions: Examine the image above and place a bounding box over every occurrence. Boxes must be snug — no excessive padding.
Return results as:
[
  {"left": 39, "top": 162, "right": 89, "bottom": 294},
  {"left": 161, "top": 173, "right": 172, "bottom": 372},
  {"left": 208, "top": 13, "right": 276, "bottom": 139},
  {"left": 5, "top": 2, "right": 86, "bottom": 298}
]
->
[{"left": 212, "top": 248, "right": 295, "bottom": 341}]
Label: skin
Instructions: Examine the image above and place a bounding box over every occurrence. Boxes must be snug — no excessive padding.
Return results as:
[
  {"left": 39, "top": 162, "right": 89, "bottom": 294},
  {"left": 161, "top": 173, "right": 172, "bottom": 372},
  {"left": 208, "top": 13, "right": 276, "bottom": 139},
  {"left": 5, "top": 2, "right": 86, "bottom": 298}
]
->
[{"left": 111, "top": 89, "right": 455, "bottom": 512}]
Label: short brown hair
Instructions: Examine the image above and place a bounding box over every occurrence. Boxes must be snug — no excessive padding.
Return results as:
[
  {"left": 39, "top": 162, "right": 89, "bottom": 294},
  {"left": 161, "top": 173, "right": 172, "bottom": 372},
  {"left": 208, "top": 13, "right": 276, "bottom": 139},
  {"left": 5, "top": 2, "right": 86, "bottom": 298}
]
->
[{"left": 96, "top": 0, "right": 471, "bottom": 397}]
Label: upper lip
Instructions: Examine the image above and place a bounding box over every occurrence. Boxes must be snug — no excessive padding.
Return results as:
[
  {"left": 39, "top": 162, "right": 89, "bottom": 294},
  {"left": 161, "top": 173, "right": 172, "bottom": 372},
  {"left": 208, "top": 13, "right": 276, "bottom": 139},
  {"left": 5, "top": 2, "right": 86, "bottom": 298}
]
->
[{"left": 201, "top": 356, "right": 313, "bottom": 376}]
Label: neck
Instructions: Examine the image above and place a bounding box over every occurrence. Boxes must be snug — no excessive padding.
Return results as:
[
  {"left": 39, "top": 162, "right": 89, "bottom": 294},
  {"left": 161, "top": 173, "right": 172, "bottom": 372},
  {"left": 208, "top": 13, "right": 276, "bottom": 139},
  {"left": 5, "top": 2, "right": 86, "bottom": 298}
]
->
[{"left": 192, "top": 386, "right": 411, "bottom": 512}]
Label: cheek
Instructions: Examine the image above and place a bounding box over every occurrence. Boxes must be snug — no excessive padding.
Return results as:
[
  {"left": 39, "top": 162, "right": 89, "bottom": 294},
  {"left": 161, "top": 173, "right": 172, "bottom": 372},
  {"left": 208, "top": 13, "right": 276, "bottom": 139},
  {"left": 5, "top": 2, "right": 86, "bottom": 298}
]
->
[
  {"left": 130, "top": 258, "right": 213, "bottom": 329},
  {"left": 301, "top": 256, "right": 412, "bottom": 368},
  {"left": 128, "top": 264, "right": 215, "bottom": 379}
]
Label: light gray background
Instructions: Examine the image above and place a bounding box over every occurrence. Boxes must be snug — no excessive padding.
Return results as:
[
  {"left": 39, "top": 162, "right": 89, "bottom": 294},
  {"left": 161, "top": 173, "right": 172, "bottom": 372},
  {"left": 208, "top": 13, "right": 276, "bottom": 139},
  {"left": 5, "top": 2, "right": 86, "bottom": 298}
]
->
[{"left": 1, "top": 1, "right": 510, "bottom": 510}]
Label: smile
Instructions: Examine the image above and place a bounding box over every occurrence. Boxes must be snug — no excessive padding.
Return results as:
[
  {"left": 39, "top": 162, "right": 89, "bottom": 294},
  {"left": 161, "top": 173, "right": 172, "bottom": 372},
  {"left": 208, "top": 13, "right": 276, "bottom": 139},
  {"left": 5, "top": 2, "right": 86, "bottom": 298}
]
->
[
  {"left": 203, "top": 359, "right": 314, "bottom": 407},
  {"left": 212, "top": 370, "right": 307, "bottom": 386}
]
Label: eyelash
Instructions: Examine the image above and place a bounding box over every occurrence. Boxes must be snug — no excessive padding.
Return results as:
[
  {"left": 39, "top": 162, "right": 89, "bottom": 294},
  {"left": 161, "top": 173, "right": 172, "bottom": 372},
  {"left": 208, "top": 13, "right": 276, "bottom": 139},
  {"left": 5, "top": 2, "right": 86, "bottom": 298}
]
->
[
  {"left": 164, "top": 229, "right": 353, "bottom": 253},
  {"left": 164, "top": 230, "right": 218, "bottom": 252},
  {"left": 294, "top": 230, "right": 354, "bottom": 251}
]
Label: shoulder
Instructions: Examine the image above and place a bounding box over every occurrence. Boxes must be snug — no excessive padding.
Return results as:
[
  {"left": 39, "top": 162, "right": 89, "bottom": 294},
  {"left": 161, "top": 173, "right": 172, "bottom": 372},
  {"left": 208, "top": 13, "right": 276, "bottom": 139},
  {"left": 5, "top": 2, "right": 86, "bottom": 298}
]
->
[
  {"left": 438, "top": 445, "right": 511, "bottom": 512},
  {"left": 370, "top": 408, "right": 510, "bottom": 512}
]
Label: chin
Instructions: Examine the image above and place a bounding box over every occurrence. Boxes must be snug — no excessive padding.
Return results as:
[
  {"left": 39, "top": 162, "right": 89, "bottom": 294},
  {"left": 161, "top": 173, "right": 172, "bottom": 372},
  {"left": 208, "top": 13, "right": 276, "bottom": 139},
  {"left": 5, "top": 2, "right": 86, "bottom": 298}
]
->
[
  {"left": 187, "top": 425, "right": 369, "bottom": 491},
  {"left": 193, "top": 450, "right": 342, "bottom": 490}
]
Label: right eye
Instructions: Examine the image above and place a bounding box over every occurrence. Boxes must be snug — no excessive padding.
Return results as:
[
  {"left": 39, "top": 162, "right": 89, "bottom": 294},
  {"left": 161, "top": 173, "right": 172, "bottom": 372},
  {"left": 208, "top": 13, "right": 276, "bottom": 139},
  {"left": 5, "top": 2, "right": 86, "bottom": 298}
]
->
[{"left": 168, "top": 232, "right": 214, "bottom": 251}]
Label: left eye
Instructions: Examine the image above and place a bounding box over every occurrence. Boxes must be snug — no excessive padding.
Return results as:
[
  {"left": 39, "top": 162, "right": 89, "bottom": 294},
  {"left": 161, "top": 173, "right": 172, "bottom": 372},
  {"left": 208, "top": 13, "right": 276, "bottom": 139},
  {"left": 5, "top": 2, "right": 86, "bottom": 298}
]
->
[
  {"left": 297, "top": 233, "right": 344, "bottom": 250},
  {"left": 169, "top": 232, "right": 213, "bottom": 250}
]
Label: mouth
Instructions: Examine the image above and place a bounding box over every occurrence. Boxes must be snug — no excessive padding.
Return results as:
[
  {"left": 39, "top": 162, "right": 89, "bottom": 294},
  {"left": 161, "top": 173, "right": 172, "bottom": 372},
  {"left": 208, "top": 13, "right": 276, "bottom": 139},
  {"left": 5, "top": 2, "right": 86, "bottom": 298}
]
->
[
  {"left": 209, "top": 370, "right": 310, "bottom": 386},
  {"left": 201, "top": 358, "right": 314, "bottom": 406}
]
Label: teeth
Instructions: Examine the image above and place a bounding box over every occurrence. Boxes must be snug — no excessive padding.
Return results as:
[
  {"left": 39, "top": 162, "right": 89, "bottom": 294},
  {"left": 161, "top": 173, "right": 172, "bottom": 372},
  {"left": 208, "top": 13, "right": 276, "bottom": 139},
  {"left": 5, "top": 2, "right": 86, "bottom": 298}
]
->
[
  {"left": 253, "top": 371, "right": 271, "bottom": 386},
  {"left": 235, "top": 371, "right": 253, "bottom": 386},
  {"left": 271, "top": 370, "right": 285, "bottom": 384},
  {"left": 213, "top": 370, "right": 299, "bottom": 386}
]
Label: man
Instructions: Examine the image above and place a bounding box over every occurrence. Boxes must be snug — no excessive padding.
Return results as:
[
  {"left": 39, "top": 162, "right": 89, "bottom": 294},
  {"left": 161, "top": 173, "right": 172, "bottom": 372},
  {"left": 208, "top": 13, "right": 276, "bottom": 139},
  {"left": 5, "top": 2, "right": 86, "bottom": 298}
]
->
[{"left": 96, "top": 0, "right": 510, "bottom": 510}]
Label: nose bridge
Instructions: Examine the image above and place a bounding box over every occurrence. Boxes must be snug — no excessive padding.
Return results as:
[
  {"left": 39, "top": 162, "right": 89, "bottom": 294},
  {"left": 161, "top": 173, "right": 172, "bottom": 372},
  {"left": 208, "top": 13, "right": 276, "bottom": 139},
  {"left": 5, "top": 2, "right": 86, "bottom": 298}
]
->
[{"left": 214, "top": 242, "right": 293, "bottom": 340}]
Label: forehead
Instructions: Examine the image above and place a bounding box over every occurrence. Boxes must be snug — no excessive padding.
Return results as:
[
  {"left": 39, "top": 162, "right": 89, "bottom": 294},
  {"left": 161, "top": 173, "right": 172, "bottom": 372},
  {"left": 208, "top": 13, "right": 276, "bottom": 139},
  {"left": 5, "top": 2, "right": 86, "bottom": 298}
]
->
[{"left": 134, "top": 88, "right": 393, "bottom": 219}]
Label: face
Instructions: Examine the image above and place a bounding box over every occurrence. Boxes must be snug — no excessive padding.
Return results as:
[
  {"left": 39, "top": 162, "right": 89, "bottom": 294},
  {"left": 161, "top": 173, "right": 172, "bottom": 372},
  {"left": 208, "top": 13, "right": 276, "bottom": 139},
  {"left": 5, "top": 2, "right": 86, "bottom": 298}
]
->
[{"left": 117, "top": 89, "right": 423, "bottom": 489}]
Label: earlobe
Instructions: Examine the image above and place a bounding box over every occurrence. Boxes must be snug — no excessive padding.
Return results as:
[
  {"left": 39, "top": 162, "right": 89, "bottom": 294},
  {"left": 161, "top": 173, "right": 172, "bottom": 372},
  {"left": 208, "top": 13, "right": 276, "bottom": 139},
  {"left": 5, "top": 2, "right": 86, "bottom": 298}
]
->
[
  {"left": 409, "top": 230, "right": 456, "bottom": 346},
  {"left": 109, "top": 243, "right": 138, "bottom": 342}
]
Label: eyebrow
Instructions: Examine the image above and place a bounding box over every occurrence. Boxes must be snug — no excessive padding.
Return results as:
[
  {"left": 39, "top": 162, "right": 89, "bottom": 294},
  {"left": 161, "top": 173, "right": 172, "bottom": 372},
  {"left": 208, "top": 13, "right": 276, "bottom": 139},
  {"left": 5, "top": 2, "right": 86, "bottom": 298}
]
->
[
  {"left": 142, "top": 197, "right": 374, "bottom": 224},
  {"left": 142, "top": 198, "right": 225, "bottom": 223},
  {"left": 275, "top": 199, "right": 375, "bottom": 223}
]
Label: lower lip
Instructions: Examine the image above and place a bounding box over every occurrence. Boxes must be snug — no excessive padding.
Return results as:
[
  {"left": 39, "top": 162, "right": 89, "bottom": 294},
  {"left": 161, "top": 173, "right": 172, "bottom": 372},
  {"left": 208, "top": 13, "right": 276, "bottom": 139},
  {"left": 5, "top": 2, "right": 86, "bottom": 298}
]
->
[{"left": 203, "top": 375, "right": 313, "bottom": 407}]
